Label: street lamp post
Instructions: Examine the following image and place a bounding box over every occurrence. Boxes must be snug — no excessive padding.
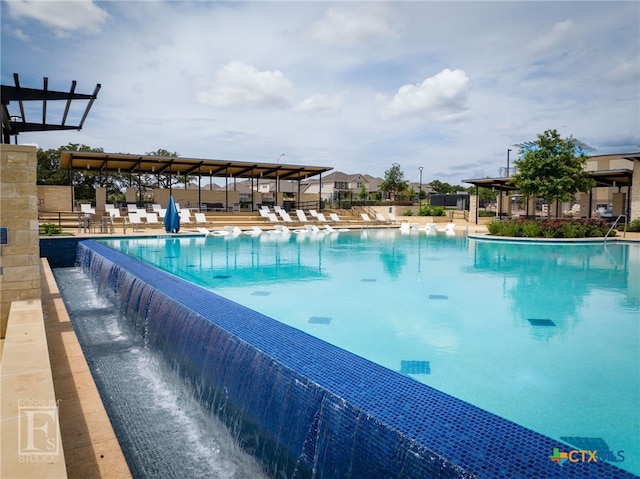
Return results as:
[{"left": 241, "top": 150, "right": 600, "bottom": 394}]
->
[
  {"left": 507, "top": 149, "right": 511, "bottom": 177},
  {"left": 419, "top": 166, "right": 423, "bottom": 206}
]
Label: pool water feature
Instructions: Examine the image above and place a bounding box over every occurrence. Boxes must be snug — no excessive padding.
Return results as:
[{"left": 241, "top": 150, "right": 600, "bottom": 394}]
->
[
  {"left": 74, "top": 232, "right": 638, "bottom": 478},
  {"left": 52, "top": 267, "right": 269, "bottom": 479}
]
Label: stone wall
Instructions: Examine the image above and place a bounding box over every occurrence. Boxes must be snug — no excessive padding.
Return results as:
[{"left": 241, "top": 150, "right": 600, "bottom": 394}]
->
[
  {"left": 37, "top": 185, "right": 73, "bottom": 212},
  {"left": 0, "top": 144, "right": 41, "bottom": 338}
]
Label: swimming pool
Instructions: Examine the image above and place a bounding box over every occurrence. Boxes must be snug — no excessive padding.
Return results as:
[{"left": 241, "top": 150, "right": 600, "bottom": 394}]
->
[{"left": 92, "top": 230, "right": 639, "bottom": 476}]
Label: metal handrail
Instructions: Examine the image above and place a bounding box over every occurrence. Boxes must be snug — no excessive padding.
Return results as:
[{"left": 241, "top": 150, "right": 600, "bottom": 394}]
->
[{"left": 604, "top": 214, "right": 627, "bottom": 242}]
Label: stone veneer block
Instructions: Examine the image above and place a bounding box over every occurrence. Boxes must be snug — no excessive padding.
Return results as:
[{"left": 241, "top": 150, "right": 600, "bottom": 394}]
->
[{"left": 0, "top": 144, "right": 41, "bottom": 338}]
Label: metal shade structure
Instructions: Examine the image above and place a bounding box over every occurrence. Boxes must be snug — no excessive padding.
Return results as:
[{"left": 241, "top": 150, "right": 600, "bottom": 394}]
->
[
  {"left": 1, "top": 73, "right": 101, "bottom": 144},
  {"left": 59, "top": 151, "right": 332, "bottom": 181}
]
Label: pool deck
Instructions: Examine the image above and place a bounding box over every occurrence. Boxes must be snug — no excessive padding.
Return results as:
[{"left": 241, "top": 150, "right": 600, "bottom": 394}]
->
[{"left": 1, "top": 218, "right": 638, "bottom": 478}]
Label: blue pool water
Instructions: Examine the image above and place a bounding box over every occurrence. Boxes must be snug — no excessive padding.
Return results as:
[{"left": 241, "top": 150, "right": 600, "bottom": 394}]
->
[{"left": 97, "top": 230, "right": 640, "bottom": 476}]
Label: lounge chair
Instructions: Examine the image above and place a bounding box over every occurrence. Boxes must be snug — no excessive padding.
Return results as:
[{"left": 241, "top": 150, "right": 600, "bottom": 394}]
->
[
  {"left": 424, "top": 223, "right": 437, "bottom": 235},
  {"left": 180, "top": 209, "right": 192, "bottom": 223},
  {"left": 316, "top": 213, "right": 329, "bottom": 222},
  {"left": 329, "top": 213, "right": 348, "bottom": 225},
  {"left": 309, "top": 210, "right": 319, "bottom": 218},
  {"left": 279, "top": 211, "right": 295, "bottom": 223},
  {"left": 243, "top": 226, "right": 263, "bottom": 236},
  {"left": 296, "top": 210, "right": 310, "bottom": 223},
  {"left": 266, "top": 213, "right": 280, "bottom": 223},
  {"left": 360, "top": 213, "right": 373, "bottom": 224},
  {"left": 388, "top": 212, "right": 397, "bottom": 224},
  {"left": 197, "top": 227, "right": 213, "bottom": 236},
  {"left": 127, "top": 212, "right": 144, "bottom": 232},
  {"left": 194, "top": 212, "right": 208, "bottom": 224},
  {"left": 375, "top": 213, "right": 390, "bottom": 224},
  {"left": 146, "top": 212, "right": 160, "bottom": 225},
  {"left": 437, "top": 223, "right": 456, "bottom": 234},
  {"left": 400, "top": 222, "right": 411, "bottom": 234}
]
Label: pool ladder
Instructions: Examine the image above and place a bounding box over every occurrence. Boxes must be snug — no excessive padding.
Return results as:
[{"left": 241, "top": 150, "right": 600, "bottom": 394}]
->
[{"left": 604, "top": 215, "right": 627, "bottom": 242}]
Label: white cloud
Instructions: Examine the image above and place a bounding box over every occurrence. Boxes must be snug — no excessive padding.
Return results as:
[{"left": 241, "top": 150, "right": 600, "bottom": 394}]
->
[
  {"left": 12, "top": 28, "right": 30, "bottom": 41},
  {"left": 196, "top": 61, "right": 293, "bottom": 108},
  {"left": 309, "top": 5, "right": 401, "bottom": 45},
  {"left": 378, "top": 69, "right": 470, "bottom": 121},
  {"left": 605, "top": 61, "right": 640, "bottom": 84},
  {"left": 6, "top": 0, "right": 109, "bottom": 34},
  {"left": 529, "top": 20, "right": 574, "bottom": 55},
  {"left": 294, "top": 93, "right": 344, "bottom": 115}
]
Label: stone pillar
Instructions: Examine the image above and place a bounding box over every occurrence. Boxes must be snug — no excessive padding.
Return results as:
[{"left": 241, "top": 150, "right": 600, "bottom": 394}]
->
[
  {"left": 632, "top": 162, "right": 640, "bottom": 221},
  {"left": 125, "top": 187, "right": 137, "bottom": 204},
  {"left": 612, "top": 192, "right": 626, "bottom": 217},
  {"left": 0, "top": 144, "right": 41, "bottom": 338},
  {"left": 96, "top": 186, "right": 107, "bottom": 212},
  {"left": 468, "top": 194, "right": 478, "bottom": 224}
]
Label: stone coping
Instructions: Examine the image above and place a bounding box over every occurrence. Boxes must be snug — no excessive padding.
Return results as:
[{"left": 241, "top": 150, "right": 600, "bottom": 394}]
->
[{"left": 0, "top": 260, "right": 131, "bottom": 479}]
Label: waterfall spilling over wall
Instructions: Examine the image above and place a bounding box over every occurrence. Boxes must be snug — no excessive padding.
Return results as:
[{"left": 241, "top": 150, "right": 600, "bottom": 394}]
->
[{"left": 76, "top": 240, "right": 635, "bottom": 479}]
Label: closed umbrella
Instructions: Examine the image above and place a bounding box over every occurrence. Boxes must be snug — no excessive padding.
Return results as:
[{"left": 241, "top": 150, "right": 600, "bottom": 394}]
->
[{"left": 164, "top": 195, "right": 180, "bottom": 233}]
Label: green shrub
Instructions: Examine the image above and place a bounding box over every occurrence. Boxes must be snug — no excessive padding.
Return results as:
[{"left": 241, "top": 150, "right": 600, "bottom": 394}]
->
[
  {"left": 488, "top": 218, "right": 614, "bottom": 239},
  {"left": 404, "top": 210, "right": 413, "bottom": 216},
  {"left": 39, "top": 223, "right": 63, "bottom": 236},
  {"left": 479, "top": 210, "right": 496, "bottom": 217},
  {"left": 561, "top": 222, "right": 579, "bottom": 238},
  {"left": 418, "top": 205, "right": 446, "bottom": 216},
  {"left": 503, "top": 221, "right": 522, "bottom": 237},
  {"left": 624, "top": 219, "right": 640, "bottom": 232},
  {"left": 521, "top": 221, "right": 541, "bottom": 238}
]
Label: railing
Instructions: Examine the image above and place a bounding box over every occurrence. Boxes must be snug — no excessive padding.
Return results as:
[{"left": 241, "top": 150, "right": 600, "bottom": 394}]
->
[{"left": 604, "top": 215, "right": 627, "bottom": 242}]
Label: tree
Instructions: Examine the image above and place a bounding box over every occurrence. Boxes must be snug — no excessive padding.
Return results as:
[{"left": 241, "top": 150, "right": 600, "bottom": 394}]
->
[
  {"left": 379, "top": 163, "right": 408, "bottom": 200},
  {"left": 358, "top": 183, "right": 368, "bottom": 201},
  {"left": 511, "top": 129, "right": 594, "bottom": 218},
  {"left": 37, "top": 143, "right": 106, "bottom": 201},
  {"left": 429, "top": 180, "right": 458, "bottom": 194}
]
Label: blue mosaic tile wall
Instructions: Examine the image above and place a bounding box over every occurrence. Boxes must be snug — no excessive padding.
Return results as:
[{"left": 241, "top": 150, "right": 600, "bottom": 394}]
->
[
  {"left": 40, "top": 237, "right": 81, "bottom": 268},
  {"left": 76, "top": 240, "right": 635, "bottom": 479}
]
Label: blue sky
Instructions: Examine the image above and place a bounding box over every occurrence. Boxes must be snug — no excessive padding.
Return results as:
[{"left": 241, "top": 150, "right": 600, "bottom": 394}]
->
[{"left": 1, "top": 1, "right": 638, "bottom": 186}]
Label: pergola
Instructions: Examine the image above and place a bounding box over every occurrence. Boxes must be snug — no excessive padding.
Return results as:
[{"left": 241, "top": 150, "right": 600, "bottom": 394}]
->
[
  {"left": 1, "top": 73, "right": 100, "bottom": 144},
  {"left": 463, "top": 164, "right": 635, "bottom": 222},
  {"left": 59, "top": 151, "right": 333, "bottom": 211}
]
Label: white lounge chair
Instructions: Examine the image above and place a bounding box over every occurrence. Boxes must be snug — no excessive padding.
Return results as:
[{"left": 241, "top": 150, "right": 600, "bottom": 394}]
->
[
  {"left": 316, "top": 213, "right": 329, "bottom": 223},
  {"left": 375, "top": 213, "right": 390, "bottom": 224},
  {"left": 127, "top": 212, "right": 144, "bottom": 232},
  {"left": 194, "top": 212, "right": 208, "bottom": 224},
  {"left": 360, "top": 213, "right": 373, "bottom": 224},
  {"left": 280, "top": 211, "right": 295, "bottom": 223},
  {"left": 400, "top": 222, "right": 411, "bottom": 234},
  {"left": 388, "top": 212, "right": 397, "bottom": 224},
  {"left": 424, "top": 223, "right": 437, "bottom": 235},
  {"left": 243, "top": 226, "right": 263, "bottom": 236},
  {"left": 309, "top": 210, "right": 319, "bottom": 218},
  {"left": 266, "top": 213, "right": 280, "bottom": 223},
  {"left": 296, "top": 210, "right": 310, "bottom": 223},
  {"left": 197, "top": 227, "right": 213, "bottom": 236},
  {"left": 180, "top": 209, "right": 192, "bottom": 223},
  {"left": 145, "top": 213, "right": 160, "bottom": 225},
  {"left": 329, "top": 213, "right": 347, "bottom": 225},
  {"left": 437, "top": 223, "right": 456, "bottom": 234}
]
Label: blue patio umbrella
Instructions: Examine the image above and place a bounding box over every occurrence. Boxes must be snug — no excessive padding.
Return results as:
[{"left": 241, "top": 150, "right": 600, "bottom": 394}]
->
[{"left": 164, "top": 195, "right": 180, "bottom": 233}]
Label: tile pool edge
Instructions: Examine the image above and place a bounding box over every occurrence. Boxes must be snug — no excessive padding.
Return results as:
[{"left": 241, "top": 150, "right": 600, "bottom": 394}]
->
[{"left": 73, "top": 239, "right": 634, "bottom": 479}]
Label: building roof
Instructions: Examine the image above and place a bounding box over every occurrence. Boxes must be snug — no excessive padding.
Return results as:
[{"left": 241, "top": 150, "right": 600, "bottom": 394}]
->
[{"left": 59, "top": 151, "right": 332, "bottom": 181}]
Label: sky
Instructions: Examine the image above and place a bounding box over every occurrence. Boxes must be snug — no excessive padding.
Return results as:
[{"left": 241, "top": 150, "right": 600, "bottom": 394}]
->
[{"left": 1, "top": 0, "right": 639, "bottom": 186}]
